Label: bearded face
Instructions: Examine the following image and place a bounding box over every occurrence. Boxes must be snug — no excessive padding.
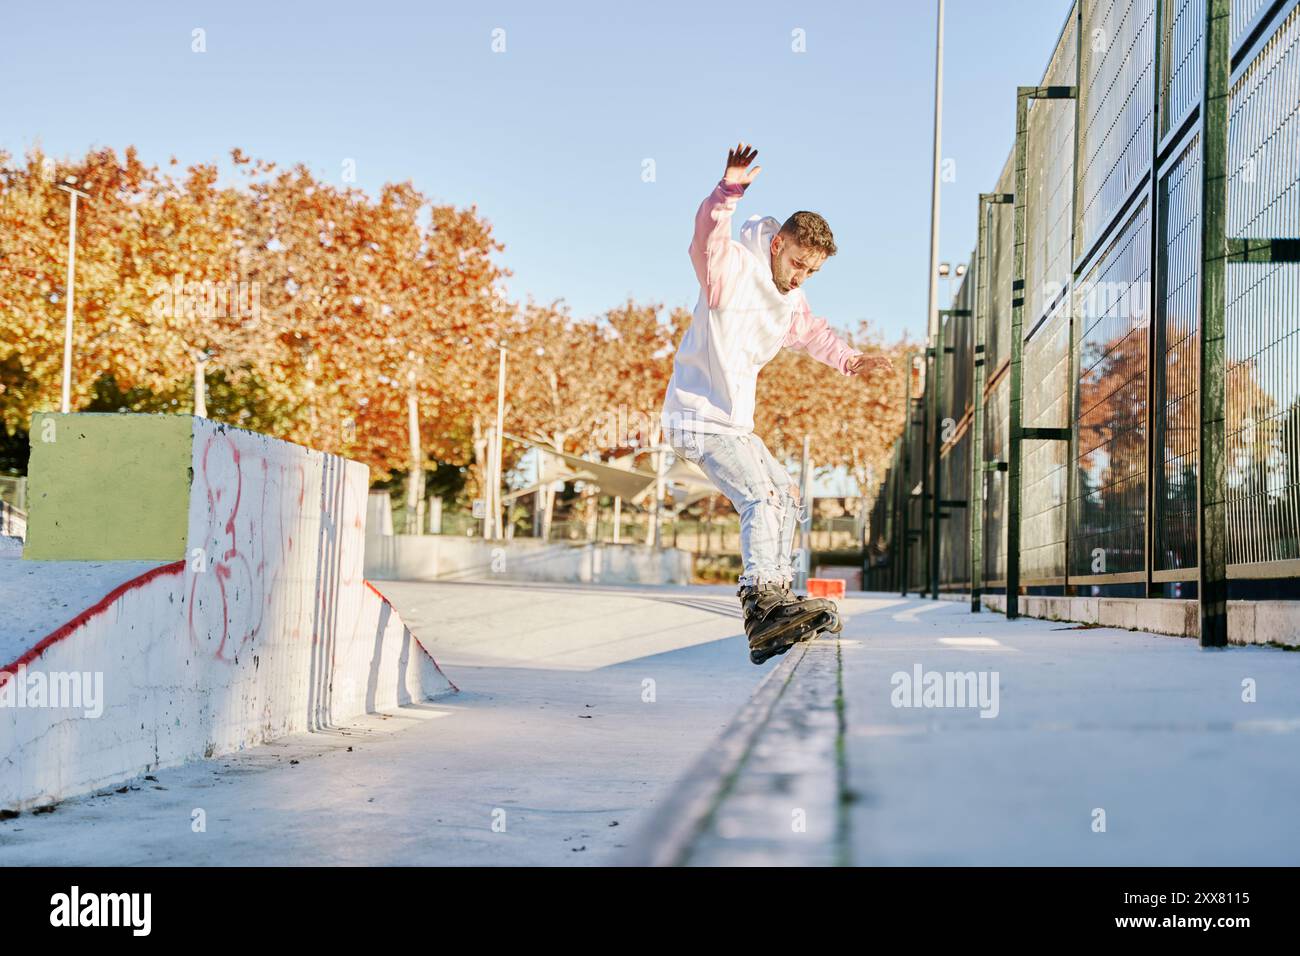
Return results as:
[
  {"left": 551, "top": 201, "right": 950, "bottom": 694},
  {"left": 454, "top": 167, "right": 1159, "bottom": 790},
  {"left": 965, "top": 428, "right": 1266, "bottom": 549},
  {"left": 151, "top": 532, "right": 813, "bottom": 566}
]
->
[{"left": 769, "top": 233, "right": 827, "bottom": 294}]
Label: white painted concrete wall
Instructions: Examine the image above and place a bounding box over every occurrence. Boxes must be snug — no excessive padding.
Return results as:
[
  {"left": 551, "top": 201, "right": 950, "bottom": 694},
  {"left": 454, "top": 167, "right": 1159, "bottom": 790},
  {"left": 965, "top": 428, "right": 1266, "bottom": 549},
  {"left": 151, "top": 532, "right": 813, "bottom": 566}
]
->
[{"left": 0, "top": 419, "right": 455, "bottom": 811}]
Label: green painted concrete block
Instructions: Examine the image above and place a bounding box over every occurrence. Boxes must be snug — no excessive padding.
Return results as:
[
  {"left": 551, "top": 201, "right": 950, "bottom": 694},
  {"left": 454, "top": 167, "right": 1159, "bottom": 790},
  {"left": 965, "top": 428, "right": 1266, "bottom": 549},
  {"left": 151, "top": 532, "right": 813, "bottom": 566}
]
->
[{"left": 24, "top": 413, "right": 195, "bottom": 562}]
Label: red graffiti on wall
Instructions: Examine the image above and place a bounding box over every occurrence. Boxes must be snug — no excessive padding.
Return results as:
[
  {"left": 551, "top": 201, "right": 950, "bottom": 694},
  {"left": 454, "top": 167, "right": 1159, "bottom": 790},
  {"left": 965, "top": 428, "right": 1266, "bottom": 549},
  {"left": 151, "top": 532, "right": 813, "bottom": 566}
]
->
[
  {"left": 186, "top": 430, "right": 365, "bottom": 663},
  {"left": 188, "top": 433, "right": 298, "bottom": 661}
]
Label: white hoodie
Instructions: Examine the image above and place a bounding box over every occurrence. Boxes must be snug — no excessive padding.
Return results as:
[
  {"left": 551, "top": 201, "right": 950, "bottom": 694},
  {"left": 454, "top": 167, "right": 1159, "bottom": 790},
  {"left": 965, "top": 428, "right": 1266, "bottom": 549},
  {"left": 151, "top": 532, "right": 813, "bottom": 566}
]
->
[{"left": 660, "top": 179, "right": 861, "bottom": 435}]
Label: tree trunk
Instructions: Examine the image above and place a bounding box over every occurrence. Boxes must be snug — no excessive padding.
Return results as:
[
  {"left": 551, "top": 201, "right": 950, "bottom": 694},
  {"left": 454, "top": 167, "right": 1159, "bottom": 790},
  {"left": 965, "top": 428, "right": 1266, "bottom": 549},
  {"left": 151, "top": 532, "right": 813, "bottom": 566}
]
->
[
  {"left": 584, "top": 486, "right": 598, "bottom": 542},
  {"left": 484, "top": 425, "right": 497, "bottom": 539},
  {"left": 646, "top": 447, "right": 666, "bottom": 547},
  {"left": 405, "top": 388, "right": 424, "bottom": 535},
  {"left": 540, "top": 431, "right": 566, "bottom": 541},
  {"left": 541, "top": 483, "right": 555, "bottom": 541},
  {"left": 473, "top": 415, "right": 488, "bottom": 538},
  {"left": 193, "top": 353, "right": 208, "bottom": 419}
]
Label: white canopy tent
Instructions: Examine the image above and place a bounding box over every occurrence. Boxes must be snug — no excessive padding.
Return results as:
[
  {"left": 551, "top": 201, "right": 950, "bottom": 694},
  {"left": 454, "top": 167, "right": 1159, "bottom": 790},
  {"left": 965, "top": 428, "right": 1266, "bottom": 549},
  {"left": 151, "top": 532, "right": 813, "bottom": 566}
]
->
[{"left": 499, "top": 433, "right": 722, "bottom": 541}]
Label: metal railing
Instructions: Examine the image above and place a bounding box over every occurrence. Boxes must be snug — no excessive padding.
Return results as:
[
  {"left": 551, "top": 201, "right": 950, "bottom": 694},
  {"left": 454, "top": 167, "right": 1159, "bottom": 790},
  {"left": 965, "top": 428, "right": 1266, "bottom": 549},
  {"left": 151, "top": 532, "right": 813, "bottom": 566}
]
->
[
  {"left": 864, "top": 0, "right": 1300, "bottom": 645},
  {"left": 0, "top": 476, "right": 26, "bottom": 540}
]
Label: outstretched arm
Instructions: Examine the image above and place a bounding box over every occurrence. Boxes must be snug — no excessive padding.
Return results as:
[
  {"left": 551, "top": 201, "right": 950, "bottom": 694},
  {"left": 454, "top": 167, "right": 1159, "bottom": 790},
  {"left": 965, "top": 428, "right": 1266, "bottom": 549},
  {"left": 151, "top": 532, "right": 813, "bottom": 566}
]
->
[
  {"left": 689, "top": 142, "right": 762, "bottom": 310},
  {"left": 785, "top": 297, "right": 893, "bottom": 377}
]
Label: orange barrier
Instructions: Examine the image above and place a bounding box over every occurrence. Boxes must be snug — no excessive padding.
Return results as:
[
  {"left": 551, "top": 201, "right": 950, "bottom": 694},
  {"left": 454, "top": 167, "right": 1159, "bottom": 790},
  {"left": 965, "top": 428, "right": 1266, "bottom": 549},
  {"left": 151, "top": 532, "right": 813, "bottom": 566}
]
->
[{"left": 807, "top": 577, "right": 845, "bottom": 599}]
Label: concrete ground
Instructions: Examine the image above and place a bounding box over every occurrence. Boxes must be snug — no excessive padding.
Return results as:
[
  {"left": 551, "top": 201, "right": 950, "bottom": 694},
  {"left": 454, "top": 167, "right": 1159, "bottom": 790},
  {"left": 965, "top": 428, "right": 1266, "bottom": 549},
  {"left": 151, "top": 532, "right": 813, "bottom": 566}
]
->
[
  {"left": 666, "top": 594, "right": 1300, "bottom": 866},
  {"left": 0, "top": 580, "right": 760, "bottom": 866},
  {"left": 7, "top": 584, "right": 1298, "bottom": 866}
]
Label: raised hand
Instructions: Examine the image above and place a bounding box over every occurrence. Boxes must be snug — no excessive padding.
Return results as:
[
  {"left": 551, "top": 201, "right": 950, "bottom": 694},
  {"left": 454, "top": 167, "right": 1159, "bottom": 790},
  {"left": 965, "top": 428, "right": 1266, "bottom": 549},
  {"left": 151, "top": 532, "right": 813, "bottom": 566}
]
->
[{"left": 724, "top": 142, "right": 761, "bottom": 187}]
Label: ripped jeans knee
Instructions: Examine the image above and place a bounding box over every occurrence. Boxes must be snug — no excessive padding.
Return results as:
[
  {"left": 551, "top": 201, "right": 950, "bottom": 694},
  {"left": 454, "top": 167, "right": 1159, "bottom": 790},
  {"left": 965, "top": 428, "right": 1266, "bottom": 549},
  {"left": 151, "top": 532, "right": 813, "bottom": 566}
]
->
[
  {"left": 685, "top": 430, "right": 803, "bottom": 590},
  {"left": 737, "top": 477, "right": 800, "bottom": 589},
  {"left": 785, "top": 484, "right": 807, "bottom": 525}
]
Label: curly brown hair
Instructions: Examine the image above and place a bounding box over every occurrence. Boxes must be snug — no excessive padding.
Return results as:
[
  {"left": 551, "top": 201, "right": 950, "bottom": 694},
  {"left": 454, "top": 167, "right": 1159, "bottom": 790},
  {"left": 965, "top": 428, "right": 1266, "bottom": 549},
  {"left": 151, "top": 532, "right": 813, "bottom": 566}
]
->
[{"left": 779, "top": 210, "right": 837, "bottom": 257}]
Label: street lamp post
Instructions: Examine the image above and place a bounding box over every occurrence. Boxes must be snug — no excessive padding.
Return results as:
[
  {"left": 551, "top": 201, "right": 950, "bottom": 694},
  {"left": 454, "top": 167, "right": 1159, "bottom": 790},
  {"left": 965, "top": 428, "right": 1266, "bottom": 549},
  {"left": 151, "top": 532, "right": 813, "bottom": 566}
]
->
[
  {"left": 56, "top": 178, "right": 91, "bottom": 415},
  {"left": 925, "top": 0, "right": 945, "bottom": 344},
  {"left": 938, "top": 261, "right": 966, "bottom": 308},
  {"left": 492, "top": 346, "right": 507, "bottom": 540}
]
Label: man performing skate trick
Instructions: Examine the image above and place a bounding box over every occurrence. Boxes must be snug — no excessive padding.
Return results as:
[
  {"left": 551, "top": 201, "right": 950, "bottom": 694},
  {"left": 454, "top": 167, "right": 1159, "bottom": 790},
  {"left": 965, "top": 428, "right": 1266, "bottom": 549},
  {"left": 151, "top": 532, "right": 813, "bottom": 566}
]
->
[{"left": 661, "top": 143, "right": 893, "bottom": 665}]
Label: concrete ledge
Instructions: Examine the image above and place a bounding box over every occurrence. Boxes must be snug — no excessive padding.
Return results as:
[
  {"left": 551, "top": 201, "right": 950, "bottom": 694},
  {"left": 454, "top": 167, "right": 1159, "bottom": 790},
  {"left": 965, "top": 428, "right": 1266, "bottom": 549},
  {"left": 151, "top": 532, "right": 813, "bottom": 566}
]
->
[
  {"left": 979, "top": 593, "right": 1298, "bottom": 645},
  {"left": 1235, "top": 602, "right": 1300, "bottom": 647},
  {"left": 365, "top": 534, "right": 693, "bottom": 586}
]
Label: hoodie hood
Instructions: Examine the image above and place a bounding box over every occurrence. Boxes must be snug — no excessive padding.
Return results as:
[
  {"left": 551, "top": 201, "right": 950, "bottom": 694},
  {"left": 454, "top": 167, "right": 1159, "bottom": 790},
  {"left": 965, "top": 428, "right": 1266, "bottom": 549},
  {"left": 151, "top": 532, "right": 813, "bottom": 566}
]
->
[
  {"left": 738, "top": 214, "right": 782, "bottom": 280},
  {"left": 738, "top": 214, "right": 801, "bottom": 302},
  {"left": 738, "top": 214, "right": 795, "bottom": 304}
]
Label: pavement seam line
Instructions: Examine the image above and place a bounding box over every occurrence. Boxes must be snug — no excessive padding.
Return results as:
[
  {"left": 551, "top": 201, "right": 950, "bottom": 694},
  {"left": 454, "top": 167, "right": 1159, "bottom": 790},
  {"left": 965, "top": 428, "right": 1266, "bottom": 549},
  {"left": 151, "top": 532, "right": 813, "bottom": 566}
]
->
[
  {"left": 834, "top": 632, "right": 852, "bottom": 867},
  {"left": 678, "top": 643, "right": 810, "bottom": 867},
  {"left": 616, "top": 638, "right": 814, "bottom": 867}
]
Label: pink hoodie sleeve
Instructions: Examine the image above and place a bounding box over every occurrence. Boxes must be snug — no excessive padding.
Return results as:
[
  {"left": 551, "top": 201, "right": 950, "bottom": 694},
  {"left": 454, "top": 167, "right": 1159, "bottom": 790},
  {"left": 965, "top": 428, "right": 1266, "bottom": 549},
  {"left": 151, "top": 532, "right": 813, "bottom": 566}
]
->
[
  {"left": 784, "top": 295, "right": 861, "bottom": 375},
  {"left": 689, "top": 179, "right": 747, "bottom": 310}
]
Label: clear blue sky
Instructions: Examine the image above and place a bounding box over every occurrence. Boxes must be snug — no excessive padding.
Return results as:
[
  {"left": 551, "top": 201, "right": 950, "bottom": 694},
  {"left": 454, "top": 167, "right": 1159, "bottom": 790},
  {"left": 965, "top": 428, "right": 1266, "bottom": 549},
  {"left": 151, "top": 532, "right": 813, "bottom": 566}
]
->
[{"left": 3, "top": 0, "right": 1073, "bottom": 347}]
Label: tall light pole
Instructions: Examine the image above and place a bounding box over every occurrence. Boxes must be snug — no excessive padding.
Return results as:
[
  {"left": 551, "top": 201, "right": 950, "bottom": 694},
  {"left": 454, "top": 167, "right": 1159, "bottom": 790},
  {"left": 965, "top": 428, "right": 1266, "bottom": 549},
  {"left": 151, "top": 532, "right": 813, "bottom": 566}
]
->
[
  {"left": 925, "top": 0, "right": 945, "bottom": 343},
  {"left": 924, "top": 4, "right": 946, "bottom": 596},
  {"left": 492, "top": 346, "right": 507, "bottom": 540},
  {"left": 56, "top": 178, "right": 91, "bottom": 414}
]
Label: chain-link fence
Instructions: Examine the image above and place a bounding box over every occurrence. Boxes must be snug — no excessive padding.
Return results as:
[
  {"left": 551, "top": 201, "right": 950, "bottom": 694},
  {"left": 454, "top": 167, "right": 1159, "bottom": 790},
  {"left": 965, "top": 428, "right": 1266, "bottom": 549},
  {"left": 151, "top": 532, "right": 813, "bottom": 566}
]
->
[{"left": 865, "top": 0, "right": 1300, "bottom": 638}]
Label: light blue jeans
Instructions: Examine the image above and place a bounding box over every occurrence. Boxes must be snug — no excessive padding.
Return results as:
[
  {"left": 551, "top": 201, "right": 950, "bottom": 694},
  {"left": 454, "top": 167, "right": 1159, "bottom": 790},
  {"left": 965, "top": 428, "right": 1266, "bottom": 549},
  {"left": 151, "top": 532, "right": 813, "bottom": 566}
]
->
[{"left": 666, "top": 427, "right": 805, "bottom": 588}]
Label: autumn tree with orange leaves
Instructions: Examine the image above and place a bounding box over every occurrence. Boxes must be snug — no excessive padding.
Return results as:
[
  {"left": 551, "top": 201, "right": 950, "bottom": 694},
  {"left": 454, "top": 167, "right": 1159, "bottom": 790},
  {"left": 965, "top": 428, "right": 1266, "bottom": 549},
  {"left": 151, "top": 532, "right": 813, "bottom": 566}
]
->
[{"left": 1, "top": 145, "right": 907, "bottom": 529}]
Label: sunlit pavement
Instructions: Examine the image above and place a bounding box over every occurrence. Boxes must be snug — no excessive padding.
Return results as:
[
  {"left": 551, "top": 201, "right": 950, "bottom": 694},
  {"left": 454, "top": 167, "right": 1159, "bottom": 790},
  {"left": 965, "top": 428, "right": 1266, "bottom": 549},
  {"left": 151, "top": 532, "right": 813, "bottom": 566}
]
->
[
  {"left": 6, "top": 584, "right": 1297, "bottom": 866},
  {"left": 0, "top": 580, "right": 761, "bottom": 866},
  {"left": 678, "top": 594, "right": 1300, "bottom": 866}
]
